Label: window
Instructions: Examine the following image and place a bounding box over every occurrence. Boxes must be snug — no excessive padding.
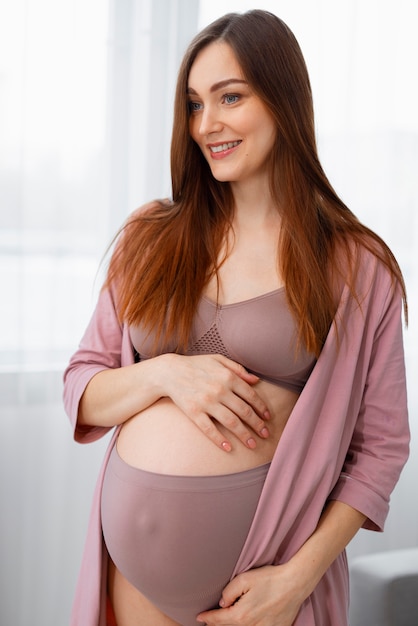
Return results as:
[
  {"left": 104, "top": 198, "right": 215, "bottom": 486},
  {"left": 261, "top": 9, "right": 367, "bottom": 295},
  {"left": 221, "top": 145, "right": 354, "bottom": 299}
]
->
[{"left": 0, "top": 0, "right": 199, "bottom": 374}]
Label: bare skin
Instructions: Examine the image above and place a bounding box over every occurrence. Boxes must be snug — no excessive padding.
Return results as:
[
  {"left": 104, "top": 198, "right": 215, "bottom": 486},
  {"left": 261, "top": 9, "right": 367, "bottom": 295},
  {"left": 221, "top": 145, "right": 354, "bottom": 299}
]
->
[{"left": 107, "top": 562, "right": 182, "bottom": 626}]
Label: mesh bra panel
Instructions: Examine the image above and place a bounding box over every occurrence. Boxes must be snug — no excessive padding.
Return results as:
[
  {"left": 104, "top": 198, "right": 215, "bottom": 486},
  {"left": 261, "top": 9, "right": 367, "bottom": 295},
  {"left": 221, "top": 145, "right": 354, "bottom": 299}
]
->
[{"left": 189, "top": 323, "right": 232, "bottom": 359}]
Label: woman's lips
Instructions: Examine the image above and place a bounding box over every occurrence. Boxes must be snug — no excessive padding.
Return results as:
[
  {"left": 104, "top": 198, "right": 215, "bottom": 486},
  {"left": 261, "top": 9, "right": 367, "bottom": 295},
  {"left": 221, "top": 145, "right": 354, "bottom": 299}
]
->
[{"left": 208, "top": 140, "right": 242, "bottom": 159}]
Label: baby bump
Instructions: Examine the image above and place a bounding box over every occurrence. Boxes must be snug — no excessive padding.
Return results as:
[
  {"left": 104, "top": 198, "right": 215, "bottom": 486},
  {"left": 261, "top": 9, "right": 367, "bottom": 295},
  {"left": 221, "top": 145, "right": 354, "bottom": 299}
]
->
[
  {"left": 117, "top": 396, "right": 282, "bottom": 476},
  {"left": 101, "top": 444, "right": 269, "bottom": 625}
]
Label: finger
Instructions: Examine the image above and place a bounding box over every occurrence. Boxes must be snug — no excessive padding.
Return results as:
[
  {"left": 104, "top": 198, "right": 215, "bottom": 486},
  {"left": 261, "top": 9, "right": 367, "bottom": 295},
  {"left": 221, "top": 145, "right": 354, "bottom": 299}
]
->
[
  {"left": 219, "top": 573, "right": 248, "bottom": 608},
  {"left": 197, "top": 575, "right": 249, "bottom": 623},
  {"left": 214, "top": 355, "right": 262, "bottom": 386},
  {"left": 214, "top": 407, "right": 259, "bottom": 449},
  {"left": 196, "top": 606, "right": 236, "bottom": 624},
  {"left": 197, "top": 355, "right": 271, "bottom": 422},
  {"left": 231, "top": 376, "right": 271, "bottom": 422},
  {"left": 228, "top": 391, "right": 271, "bottom": 436},
  {"left": 212, "top": 404, "right": 267, "bottom": 449},
  {"left": 193, "top": 413, "right": 233, "bottom": 452}
]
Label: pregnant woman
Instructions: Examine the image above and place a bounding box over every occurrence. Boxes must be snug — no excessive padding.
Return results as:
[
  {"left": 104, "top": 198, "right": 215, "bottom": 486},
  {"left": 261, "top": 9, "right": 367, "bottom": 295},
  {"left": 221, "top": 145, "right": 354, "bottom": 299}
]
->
[{"left": 64, "top": 10, "right": 409, "bottom": 626}]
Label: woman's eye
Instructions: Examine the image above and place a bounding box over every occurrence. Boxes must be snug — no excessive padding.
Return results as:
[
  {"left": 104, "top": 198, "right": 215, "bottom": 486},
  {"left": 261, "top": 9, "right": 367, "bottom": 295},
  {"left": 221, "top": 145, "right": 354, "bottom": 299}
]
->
[
  {"left": 188, "top": 101, "right": 202, "bottom": 113},
  {"left": 224, "top": 94, "right": 239, "bottom": 105}
]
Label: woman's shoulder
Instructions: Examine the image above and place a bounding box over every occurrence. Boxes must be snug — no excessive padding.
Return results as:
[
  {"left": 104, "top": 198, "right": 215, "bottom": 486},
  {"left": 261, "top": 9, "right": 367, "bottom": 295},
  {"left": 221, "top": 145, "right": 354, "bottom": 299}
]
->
[
  {"left": 334, "top": 232, "right": 397, "bottom": 277},
  {"left": 330, "top": 233, "right": 404, "bottom": 311},
  {"left": 107, "top": 199, "right": 172, "bottom": 277},
  {"left": 112, "top": 199, "right": 175, "bottom": 251},
  {"left": 127, "top": 198, "right": 174, "bottom": 224}
]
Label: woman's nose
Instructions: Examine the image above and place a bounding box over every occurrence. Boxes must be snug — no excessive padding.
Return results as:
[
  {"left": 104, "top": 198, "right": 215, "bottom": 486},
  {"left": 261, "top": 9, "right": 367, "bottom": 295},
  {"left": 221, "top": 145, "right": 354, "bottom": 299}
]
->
[{"left": 198, "top": 105, "right": 223, "bottom": 136}]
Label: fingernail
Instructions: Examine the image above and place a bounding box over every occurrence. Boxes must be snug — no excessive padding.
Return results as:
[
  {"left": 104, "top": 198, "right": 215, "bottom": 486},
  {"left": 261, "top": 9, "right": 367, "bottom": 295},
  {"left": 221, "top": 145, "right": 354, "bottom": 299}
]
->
[
  {"left": 221, "top": 441, "right": 232, "bottom": 452},
  {"left": 219, "top": 598, "right": 225, "bottom": 607},
  {"left": 263, "top": 410, "right": 271, "bottom": 420},
  {"left": 247, "top": 437, "right": 257, "bottom": 449},
  {"left": 260, "top": 427, "right": 269, "bottom": 438}
]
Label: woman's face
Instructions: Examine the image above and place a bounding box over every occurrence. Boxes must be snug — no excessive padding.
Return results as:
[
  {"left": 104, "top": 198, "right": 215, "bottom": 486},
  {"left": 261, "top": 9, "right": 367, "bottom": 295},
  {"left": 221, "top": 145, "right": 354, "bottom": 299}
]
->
[{"left": 187, "top": 41, "right": 276, "bottom": 190}]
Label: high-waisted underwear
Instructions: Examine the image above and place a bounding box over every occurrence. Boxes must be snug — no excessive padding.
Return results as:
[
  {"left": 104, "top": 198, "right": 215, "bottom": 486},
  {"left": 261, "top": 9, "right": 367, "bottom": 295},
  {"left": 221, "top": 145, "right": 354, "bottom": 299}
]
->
[{"left": 101, "top": 445, "right": 270, "bottom": 626}]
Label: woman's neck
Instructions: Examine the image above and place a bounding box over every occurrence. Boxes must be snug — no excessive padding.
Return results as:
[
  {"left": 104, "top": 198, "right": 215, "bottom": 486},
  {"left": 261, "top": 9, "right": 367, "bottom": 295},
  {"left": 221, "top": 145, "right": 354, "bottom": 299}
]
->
[{"left": 230, "top": 177, "right": 280, "bottom": 228}]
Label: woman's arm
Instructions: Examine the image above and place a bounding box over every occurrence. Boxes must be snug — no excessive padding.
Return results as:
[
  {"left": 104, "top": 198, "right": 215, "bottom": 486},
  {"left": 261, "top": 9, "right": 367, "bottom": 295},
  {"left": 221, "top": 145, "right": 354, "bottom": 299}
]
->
[
  {"left": 77, "top": 355, "right": 169, "bottom": 427},
  {"left": 197, "top": 500, "right": 366, "bottom": 626},
  {"left": 283, "top": 500, "right": 366, "bottom": 599}
]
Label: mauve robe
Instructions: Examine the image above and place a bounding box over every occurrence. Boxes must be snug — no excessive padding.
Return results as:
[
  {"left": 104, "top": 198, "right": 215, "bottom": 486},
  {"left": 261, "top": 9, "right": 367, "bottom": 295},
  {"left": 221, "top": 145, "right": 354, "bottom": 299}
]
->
[{"left": 63, "top": 248, "right": 410, "bottom": 625}]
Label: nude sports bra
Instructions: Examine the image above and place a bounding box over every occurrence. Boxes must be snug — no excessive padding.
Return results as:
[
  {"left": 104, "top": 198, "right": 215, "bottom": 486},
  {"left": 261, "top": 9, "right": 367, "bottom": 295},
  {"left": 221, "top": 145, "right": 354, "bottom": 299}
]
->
[{"left": 129, "top": 288, "right": 316, "bottom": 394}]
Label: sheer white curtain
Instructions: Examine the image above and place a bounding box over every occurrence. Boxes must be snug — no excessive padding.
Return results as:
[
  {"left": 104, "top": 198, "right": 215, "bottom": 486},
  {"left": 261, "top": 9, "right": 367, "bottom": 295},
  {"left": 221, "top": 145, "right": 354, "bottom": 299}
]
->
[
  {"left": 0, "top": 0, "right": 197, "bottom": 377},
  {"left": 0, "top": 1, "right": 198, "bottom": 624},
  {"left": 1, "top": 1, "right": 417, "bottom": 624}
]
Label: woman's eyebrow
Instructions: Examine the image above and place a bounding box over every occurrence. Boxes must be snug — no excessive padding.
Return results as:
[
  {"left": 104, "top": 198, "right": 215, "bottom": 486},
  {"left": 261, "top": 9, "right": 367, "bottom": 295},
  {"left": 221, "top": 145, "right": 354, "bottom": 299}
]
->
[{"left": 187, "top": 78, "right": 248, "bottom": 95}]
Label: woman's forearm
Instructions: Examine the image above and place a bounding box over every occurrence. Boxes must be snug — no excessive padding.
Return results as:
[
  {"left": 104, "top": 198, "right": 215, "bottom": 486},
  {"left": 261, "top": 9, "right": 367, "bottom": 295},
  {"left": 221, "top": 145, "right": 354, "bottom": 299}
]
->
[
  {"left": 78, "top": 354, "right": 171, "bottom": 428},
  {"left": 285, "top": 500, "right": 366, "bottom": 601}
]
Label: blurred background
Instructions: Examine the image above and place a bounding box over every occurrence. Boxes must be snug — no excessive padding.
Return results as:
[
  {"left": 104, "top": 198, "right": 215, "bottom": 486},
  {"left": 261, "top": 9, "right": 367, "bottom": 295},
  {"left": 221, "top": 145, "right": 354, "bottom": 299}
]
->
[{"left": 0, "top": 0, "right": 417, "bottom": 624}]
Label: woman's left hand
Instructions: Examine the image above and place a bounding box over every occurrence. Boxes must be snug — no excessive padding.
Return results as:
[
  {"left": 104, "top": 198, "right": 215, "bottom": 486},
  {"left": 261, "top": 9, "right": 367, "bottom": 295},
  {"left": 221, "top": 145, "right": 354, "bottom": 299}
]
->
[{"left": 196, "top": 564, "right": 304, "bottom": 626}]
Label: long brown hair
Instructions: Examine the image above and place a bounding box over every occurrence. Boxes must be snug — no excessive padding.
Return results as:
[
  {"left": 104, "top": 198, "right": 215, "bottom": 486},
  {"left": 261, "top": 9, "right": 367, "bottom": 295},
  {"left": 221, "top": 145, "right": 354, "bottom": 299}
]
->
[{"left": 106, "top": 10, "right": 407, "bottom": 356}]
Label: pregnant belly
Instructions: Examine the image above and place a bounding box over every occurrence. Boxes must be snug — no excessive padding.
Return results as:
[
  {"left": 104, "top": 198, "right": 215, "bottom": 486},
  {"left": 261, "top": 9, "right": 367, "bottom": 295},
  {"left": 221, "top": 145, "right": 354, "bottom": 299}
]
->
[
  {"left": 117, "top": 381, "right": 298, "bottom": 476},
  {"left": 102, "top": 445, "right": 270, "bottom": 625}
]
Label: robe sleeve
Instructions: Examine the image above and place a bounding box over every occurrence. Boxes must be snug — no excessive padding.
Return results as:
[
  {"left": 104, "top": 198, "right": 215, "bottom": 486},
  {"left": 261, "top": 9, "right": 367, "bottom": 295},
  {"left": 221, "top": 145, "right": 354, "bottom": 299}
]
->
[
  {"left": 329, "top": 275, "right": 410, "bottom": 531},
  {"left": 63, "top": 284, "right": 130, "bottom": 444}
]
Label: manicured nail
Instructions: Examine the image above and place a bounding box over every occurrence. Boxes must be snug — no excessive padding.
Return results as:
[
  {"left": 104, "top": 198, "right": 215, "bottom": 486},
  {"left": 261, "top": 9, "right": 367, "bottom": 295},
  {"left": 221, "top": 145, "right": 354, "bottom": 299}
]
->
[
  {"left": 221, "top": 441, "right": 232, "bottom": 452},
  {"left": 247, "top": 437, "right": 257, "bottom": 449},
  {"left": 260, "top": 427, "right": 269, "bottom": 438}
]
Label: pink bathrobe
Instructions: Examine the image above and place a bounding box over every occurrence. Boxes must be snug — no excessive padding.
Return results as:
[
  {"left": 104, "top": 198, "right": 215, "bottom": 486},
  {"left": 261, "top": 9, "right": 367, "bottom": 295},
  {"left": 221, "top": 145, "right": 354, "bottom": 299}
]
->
[{"left": 63, "top": 248, "right": 410, "bottom": 625}]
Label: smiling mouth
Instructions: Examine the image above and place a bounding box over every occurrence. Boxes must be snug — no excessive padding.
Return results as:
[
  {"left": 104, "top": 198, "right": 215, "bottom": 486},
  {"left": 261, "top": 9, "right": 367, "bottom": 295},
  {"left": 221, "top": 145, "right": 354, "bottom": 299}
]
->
[{"left": 209, "top": 140, "right": 241, "bottom": 153}]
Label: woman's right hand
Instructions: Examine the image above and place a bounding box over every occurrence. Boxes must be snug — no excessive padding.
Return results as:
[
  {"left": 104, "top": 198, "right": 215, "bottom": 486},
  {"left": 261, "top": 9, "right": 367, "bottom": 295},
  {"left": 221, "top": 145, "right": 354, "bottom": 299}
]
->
[{"left": 161, "top": 353, "right": 271, "bottom": 452}]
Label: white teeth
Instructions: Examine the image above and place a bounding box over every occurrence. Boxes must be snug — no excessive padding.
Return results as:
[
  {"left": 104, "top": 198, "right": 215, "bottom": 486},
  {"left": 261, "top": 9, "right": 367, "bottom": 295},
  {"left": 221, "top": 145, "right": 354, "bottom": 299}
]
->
[{"left": 210, "top": 141, "right": 241, "bottom": 153}]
